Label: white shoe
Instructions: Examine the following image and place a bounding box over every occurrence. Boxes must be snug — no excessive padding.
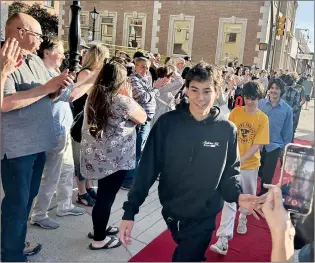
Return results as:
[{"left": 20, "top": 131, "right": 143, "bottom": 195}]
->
[
  {"left": 237, "top": 216, "right": 247, "bottom": 234},
  {"left": 209, "top": 236, "right": 228, "bottom": 255}
]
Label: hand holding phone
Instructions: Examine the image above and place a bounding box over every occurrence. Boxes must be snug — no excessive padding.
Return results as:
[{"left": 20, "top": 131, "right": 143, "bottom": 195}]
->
[{"left": 280, "top": 143, "right": 314, "bottom": 216}]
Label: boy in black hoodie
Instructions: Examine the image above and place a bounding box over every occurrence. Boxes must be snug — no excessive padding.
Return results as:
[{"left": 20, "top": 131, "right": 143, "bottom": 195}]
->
[{"left": 119, "top": 62, "right": 260, "bottom": 262}]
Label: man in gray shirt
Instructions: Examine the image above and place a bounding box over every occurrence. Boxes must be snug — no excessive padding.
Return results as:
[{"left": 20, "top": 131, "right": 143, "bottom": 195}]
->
[{"left": 1, "top": 13, "right": 74, "bottom": 262}]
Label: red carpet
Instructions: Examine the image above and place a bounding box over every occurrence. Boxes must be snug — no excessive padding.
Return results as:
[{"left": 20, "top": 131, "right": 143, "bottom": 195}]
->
[{"left": 129, "top": 139, "right": 313, "bottom": 262}]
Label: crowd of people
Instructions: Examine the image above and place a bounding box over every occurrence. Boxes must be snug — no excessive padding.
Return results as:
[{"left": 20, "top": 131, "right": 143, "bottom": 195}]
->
[{"left": 0, "top": 12, "right": 314, "bottom": 262}]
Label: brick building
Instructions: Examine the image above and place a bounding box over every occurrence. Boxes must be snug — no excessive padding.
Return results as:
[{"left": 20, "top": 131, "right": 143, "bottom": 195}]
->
[{"left": 57, "top": 1, "right": 296, "bottom": 70}]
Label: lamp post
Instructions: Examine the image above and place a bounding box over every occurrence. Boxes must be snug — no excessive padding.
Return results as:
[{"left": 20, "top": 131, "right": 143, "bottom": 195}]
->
[
  {"left": 68, "top": 1, "right": 81, "bottom": 73},
  {"left": 90, "top": 7, "right": 99, "bottom": 41}
]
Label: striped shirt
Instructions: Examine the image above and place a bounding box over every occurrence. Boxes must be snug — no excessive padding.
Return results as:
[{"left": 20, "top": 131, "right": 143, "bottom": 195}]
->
[{"left": 129, "top": 72, "right": 156, "bottom": 119}]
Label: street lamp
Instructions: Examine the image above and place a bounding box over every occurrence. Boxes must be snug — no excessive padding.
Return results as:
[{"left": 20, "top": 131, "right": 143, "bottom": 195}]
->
[
  {"left": 68, "top": 1, "right": 81, "bottom": 72},
  {"left": 90, "top": 7, "right": 99, "bottom": 41}
]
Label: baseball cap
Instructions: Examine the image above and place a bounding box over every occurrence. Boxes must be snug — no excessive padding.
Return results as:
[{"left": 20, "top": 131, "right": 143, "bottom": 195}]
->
[{"left": 80, "top": 39, "right": 89, "bottom": 49}]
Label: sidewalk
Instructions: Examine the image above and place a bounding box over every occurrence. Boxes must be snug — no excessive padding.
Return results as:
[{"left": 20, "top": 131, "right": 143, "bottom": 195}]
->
[
  {"left": 27, "top": 181, "right": 165, "bottom": 262},
  {"left": 26, "top": 100, "right": 314, "bottom": 262}
]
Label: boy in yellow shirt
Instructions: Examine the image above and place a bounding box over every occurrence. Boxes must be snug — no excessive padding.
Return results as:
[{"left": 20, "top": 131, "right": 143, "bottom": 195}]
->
[{"left": 210, "top": 81, "right": 269, "bottom": 255}]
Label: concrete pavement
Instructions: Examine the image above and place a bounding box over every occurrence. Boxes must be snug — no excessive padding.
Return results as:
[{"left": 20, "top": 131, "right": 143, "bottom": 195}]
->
[{"left": 26, "top": 100, "right": 314, "bottom": 262}]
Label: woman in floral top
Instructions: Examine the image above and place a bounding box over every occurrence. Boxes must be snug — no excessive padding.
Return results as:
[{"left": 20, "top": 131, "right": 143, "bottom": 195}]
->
[{"left": 80, "top": 60, "right": 147, "bottom": 250}]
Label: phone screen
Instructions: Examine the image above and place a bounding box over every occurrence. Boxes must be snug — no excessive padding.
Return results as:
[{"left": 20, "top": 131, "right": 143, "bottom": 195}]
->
[{"left": 281, "top": 144, "right": 314, "bottom": 215}]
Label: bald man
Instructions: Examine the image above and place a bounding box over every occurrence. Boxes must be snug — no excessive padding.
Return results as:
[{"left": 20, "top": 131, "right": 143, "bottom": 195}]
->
[{"left": 1, "top": 13, "right": 75, "bottom": 262}]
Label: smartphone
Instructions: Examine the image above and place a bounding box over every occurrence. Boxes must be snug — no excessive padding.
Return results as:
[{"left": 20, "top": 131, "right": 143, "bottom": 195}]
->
[{"left": 280, "top": 143, "right": 314, "bottom": 216}]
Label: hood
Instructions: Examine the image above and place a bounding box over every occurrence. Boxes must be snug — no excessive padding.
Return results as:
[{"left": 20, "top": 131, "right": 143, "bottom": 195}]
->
[{"left": 175, "top": 98, "right": 221, "bottom": 123}]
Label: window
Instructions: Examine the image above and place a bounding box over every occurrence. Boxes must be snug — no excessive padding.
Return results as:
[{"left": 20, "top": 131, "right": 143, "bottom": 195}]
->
[
  {"left": 128, "top": 18, "right": 143, "bottom": 48},
  {"left": 46, "top": 0, "right": 54, "bottom": 8},
  {"left": 167, "top": 15, "right": 195, "bottom": 57},
  {"left": 69, "top": 11, "right": 89, "bottom": 28},
  {"left": 80, "top": 14, "right": 89, "bottom": 27},
  {"left": 172, "top": 20, "right": 190, "bottom": 55},
  {"left": 225, "top": 33, "right": 237, "bottom": 43},
  {"left": 100, "top": 16, "right": 115, "bottom": 45},
  {"left": 123, "top": 13, "right": 146, "bottom": 49}
]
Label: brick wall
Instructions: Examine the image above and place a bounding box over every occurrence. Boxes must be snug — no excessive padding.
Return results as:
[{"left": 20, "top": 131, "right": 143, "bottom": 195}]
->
[
  {"left": 157, "top": 1, "right": 263, "bottom": 64},
  {"left": 62, "top": 0, "right": 264, "bottom": 65},
  {"left": 62, "top": 1, "right": 154, "bottom": 51}
]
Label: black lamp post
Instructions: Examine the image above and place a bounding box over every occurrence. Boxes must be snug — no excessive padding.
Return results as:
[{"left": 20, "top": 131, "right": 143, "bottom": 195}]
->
[
  {"left": 90, "top": 7, "right": 99, "bottom": 41},
  {"left": 68, "top": 1, "right": 81, "bottom": 72}
]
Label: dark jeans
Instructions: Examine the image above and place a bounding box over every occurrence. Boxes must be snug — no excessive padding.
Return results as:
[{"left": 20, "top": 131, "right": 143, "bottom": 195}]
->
[
  {"left": 123, "top": 121, "right": 151, "bottom": 187},
  {"left": 1, "top": 152, "right": 46, "bottom": 262},
  {"left": 163, "top": 211, "right": 216, "bottom": 262},
  {"left": 258, "top": 147, "right": 281, "bottom": 194},
  {"left": 299, "top": 243, "right": 314, "bottom": 262},
  {"left": 92, "top": 170, "right": 126, "bottom": 241},
  {"left": 292, "top": 110, "right": 301, "bottom": 142}
]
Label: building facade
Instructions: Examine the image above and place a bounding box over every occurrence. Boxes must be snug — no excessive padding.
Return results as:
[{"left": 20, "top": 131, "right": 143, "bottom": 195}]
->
[
  {"left": 59, "top": 0, "right": 276, "bottom": 68},
  {"left": 271, "top": 1, "right": 298, "bottom": 72}
]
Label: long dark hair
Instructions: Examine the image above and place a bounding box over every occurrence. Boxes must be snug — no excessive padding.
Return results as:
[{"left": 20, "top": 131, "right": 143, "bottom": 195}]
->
[
  {"left": 268, "top": 78, "right": 286, "bottom": 96},
  {"left": 86, "top": 61, "right": 127, "bottom": 139}
]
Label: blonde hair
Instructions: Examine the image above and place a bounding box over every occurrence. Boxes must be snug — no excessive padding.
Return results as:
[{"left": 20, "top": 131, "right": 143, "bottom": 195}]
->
[{"left": 82, "top": 44, "right": 110, "bottom": 71}]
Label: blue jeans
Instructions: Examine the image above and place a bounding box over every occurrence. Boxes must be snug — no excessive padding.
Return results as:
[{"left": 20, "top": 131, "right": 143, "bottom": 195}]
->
[
  {"left": 299, "top": 243, "right": 314, "bottom": 262},
  {"left": 123, "top": 121, "right": 151, "bottom": 186},
  {"left": 1, "top": 152, "right": 46, "bottom": 262}
]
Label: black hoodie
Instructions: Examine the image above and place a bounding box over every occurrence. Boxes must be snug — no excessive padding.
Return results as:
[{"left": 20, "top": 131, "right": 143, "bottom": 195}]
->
[{"left": 122, "top": 102, "right": 243, "bottom": 221}]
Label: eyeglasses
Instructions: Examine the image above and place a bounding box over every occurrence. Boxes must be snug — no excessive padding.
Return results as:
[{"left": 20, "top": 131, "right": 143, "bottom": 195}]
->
[{"left": 17, "top": 27, "right": 44, "bottom": 40}]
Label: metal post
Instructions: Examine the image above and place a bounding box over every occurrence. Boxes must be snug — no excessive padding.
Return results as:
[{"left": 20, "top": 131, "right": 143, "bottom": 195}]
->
[
  {"left": 68, "top": 1, "right": 81, "bottom": 73},
  {"left": 92, "top": 18, "right": 96, "bottom": 41},
  {"left": 265, "top": 1, "right": 274, "bottom": 70}
]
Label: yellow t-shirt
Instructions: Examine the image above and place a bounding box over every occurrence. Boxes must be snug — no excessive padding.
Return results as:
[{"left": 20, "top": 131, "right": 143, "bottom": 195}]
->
[{"left": 229, "top": 107, "right": 270, "bottom": 170}]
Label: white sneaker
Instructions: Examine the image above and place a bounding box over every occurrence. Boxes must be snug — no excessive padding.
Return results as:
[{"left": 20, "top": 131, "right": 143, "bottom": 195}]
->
[
  {"left": 237, "top": 216, "right": 247, "bottom": 234},
  {"left": 209, "top": 236, "right": 228, "bottom": 255}
]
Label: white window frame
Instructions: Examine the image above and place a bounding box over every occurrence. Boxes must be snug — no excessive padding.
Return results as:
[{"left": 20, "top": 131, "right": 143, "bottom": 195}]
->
[
  {"left": 69, "top": 10, "right": 89, "bottom": 28},
  {"left": 97, "top": 12, "right": 117, "bottom": 45},
  {"left": 46, "top": 0, "right": 54, "bottom": 8},
  {"left": 123, "top": 13, "right": 147, "bottom": 49},
  {"left": 167, "top": 15, "right": 195, "bottom": 57},
  {"left": 215, "top": 17, "right": 247, "bottom": 65}
]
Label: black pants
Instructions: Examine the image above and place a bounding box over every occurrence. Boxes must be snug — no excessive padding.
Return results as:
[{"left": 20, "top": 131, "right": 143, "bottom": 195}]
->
[
  {"left": 258, "top": 147, "right": 281, "bottom": 194},
  {"left": 92, "top": 170, "right": 126, "bottom": 241},
  {"left": 163, "top": 212, "right": 216, "bottom": 262}
]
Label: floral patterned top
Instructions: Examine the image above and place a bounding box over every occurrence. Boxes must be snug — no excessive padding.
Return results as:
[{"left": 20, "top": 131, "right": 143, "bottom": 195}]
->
[{"left": 80, "top": 94, "right": 138, "bottom": 180}]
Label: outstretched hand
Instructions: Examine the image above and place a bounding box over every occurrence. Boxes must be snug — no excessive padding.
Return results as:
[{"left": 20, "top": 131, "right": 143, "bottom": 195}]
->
[{"left": 238, "top": 194, "right": 264, "bottom": 220}]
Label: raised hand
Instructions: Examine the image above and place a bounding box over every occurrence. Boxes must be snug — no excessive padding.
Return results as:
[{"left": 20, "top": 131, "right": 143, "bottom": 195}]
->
[
  {"left": 262, "top": 185, "right": 295, "bottom": 238},
  {"left": 0, "top": 38, "right": 22, "bottom": 75},
  {"left": 154, "top": 77, "right": 169, "bottom": 88}
]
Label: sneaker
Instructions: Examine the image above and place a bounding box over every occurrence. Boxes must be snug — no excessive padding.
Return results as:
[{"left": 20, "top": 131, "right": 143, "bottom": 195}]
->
[
  {"left": 56, "top": 206, "right": 86, "bottom": 217},
  {"left": 237, "top": 216, "right": 247, "bottom": 234},
  {"left": 209, "top": 236, "right": 228, "bottom": 255},
  {"left": 30, "top": 217, "right": 60, "bottom": 229},
  {"left": 23, "top": 242, "right": 42, "bottom": 256}
]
